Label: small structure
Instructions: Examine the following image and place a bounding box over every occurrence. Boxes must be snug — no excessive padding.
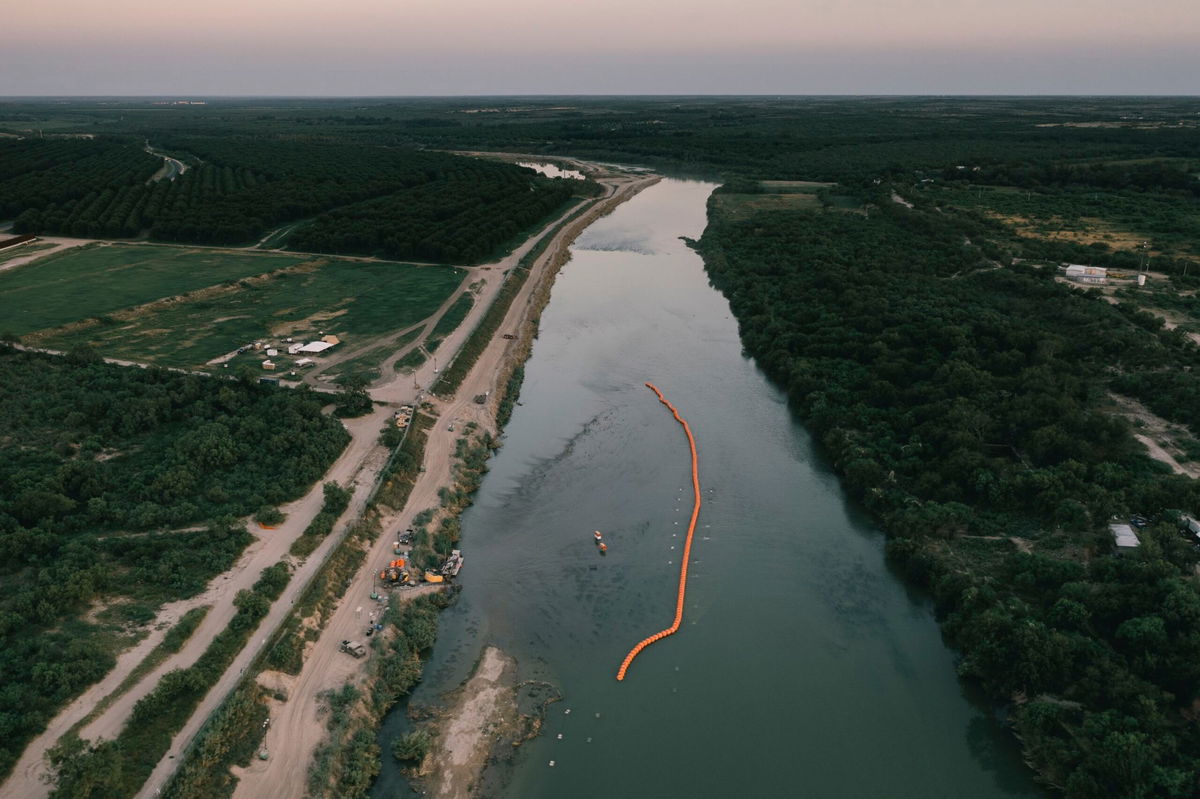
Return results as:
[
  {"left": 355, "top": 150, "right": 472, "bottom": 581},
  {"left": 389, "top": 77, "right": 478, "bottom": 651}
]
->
[
  {"left": 298, "top": 340, "right": 335, "bottom": 354},
  {"left": 266, "top": 348, "right": 278, "bottom": 357},
  {"left": 287, "top": 343, "right": 304, "bottom": 355},
  {"left": 1065, "top": 264, "right": 1108, "bottom": 284},
  {"left": 1109, "top": 522, "right": 1141, "bottom": 553},
  {"left": 295, "top": 357, "right": 315, "bottom": 368},
  {"left": 1182, "top": 515, "right": 1200, "bottom": 543},
  {"left": 321, "top": 334, "right": 341, "bottom": 346},
  {"left": 262, "top": 360, "right": 276, "bottom": 371}
]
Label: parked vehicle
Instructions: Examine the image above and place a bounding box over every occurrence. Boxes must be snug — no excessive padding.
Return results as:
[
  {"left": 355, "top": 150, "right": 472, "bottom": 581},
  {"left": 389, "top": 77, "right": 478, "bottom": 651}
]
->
[{"left": 339, "top": 640, "right": 366, "bottom": 658}]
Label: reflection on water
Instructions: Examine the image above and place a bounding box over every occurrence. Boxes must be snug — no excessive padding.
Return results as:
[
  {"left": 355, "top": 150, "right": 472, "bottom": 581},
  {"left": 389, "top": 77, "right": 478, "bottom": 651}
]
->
[
  {"left": 518, "top": 161, "right": 586, "bottom": 180},
  {"left": 372, "top": 179, "right": 1042, "bottom": 799}
]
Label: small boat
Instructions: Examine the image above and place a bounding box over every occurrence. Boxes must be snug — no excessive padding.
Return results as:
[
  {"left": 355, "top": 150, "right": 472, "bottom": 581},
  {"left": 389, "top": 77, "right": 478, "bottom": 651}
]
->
[
  {"left": 598, "top": 542, "right": 608, "bottom": 554},
  {"left": 593, "top": 530, "right": 603, "bottom": 543}
]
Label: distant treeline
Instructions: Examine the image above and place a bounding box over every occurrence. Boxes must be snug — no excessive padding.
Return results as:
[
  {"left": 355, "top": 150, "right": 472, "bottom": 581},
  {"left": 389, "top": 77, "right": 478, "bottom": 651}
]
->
[{"left": 2, "top": 136, "right": 586, "bottom": 260}]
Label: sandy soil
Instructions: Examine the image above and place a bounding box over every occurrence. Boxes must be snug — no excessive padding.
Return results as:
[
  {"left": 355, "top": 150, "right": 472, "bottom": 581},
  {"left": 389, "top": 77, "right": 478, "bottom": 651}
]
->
[{"left": 421, "top": 647, "right": 519, "bottom": 799}]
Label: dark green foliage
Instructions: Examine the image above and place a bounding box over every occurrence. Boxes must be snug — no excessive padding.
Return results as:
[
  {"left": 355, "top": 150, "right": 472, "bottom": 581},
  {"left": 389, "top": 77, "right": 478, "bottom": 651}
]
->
[
  {"left": 0, "top": 137, "right": 160, "bottom": 235},
  {"left": 334, "top": 375, "right": 373, "bottom": 418},
  {"left": 289, "top": 169, "right": 575, "bottom": 263},
  {"left": 372, "top": 413, "right": 434, "bottom": 512},
  {"left": 5, "top": 136, "right": 582, "bottom": 259},
  {"left": 699, "top": 191, "right": 1200, "bottom": 793},
  {"left": 289, "top": 481, "right": 353, "bottom": 558},
  {"left": 496, "top": 364, "right": 525, "bottom": 429},
  {"left": 254, "top": 505, "right": 285, "bottom": 526},
  {"left": 391, "top": 730, "right": 430, "bottom": 763},
  {"left": 0, "top": 348, "right": 346, "bottom": 780},
  {"left": 308, "top": 592, "right": 450, "bottom": 798},
  {"left": 160, "top": 683, "right": 269, "bottom": 799}
]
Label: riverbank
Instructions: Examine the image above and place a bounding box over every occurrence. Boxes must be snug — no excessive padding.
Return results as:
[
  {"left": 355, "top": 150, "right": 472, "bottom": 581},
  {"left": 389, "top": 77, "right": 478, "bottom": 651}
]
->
[
  {"left": 374, "top": 177, "right": 1041, "bottom": 799},
  {"left": 214, "top": 165, "right": 659, "bottom": 799},
  {"left": 414, "top": 646, "right": 520, "bottom": 798}
]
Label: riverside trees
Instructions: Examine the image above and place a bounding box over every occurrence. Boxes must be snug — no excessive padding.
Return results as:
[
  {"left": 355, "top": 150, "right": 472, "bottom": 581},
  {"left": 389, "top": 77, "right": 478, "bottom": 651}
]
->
[{"left": 698, "top": 190, "right": 1200, "bottom": 796}]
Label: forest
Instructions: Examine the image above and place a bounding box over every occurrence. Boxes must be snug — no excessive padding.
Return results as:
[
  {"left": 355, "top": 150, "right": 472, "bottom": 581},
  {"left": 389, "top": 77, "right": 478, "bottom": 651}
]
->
[
  {"left": 698, "top": 181, "right": 1200, "bottom": 796},
  {"left": 0, "top": 346, "right": 348, "bottom": 779},
  {"left": 1, "top": 135, "right": 584, "bottom": 259}
]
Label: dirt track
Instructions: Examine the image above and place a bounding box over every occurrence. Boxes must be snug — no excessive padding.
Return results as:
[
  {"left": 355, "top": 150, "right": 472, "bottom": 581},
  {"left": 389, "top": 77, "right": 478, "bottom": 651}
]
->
[
  {"left": 230, "top": 169, "right": 656, "bottom": 799},
  {"left": 0, "top": 163, "right": 654, "bottom": 799}
]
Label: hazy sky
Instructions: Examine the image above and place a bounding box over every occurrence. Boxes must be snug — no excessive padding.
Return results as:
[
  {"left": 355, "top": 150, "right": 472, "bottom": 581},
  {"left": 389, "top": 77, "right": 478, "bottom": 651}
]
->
[{"left": 2, "top": 0, "right": 1198, "bottom": 95}]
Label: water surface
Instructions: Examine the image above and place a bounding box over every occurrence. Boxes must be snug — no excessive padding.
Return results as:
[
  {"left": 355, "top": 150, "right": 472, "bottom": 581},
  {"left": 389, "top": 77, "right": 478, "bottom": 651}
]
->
[
  {"left": 374, "top": 178, "right": 1040, "bottom": 799},
  {"left": 518, "top": 161, "right": 586, "bottom": 180}
]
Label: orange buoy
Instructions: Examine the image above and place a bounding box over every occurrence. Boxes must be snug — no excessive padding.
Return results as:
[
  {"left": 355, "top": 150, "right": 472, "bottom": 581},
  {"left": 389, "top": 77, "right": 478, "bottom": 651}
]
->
[{"left": 616, "top": 382, "right": 702, "bottom": 681}]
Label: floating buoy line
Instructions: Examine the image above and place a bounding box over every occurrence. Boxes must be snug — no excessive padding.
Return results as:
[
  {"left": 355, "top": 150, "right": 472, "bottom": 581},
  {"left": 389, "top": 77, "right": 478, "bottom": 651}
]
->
[{"left": 616, "top": 382, "right": 702, "bottom": 681}]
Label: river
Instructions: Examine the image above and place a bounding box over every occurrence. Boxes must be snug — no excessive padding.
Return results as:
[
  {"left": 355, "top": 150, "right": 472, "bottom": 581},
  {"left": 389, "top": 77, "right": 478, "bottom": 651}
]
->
[{"left": 372, "top": 178, "right": 1041, "bottom": 798}]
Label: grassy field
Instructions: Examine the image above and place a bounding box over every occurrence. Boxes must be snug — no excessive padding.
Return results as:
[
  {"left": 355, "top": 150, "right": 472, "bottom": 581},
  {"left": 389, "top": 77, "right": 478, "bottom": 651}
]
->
[
  {"left": 425, "top": 291, "right": 475, "bottom": 352},
  {"left": 711, "top": 186, "right": 823, "bottom": 221},
  {"left": 0, "top": 244, "right": 309, "bottom": 335},
  {"left": 39, "top": 259, "right": 464, "bottom": 368}
]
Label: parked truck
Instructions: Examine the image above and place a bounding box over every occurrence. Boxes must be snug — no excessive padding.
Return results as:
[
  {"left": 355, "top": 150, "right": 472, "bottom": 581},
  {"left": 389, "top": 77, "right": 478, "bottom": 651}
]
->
[{"left": 340, "top": 640, "right": 366, "bottom": 658}]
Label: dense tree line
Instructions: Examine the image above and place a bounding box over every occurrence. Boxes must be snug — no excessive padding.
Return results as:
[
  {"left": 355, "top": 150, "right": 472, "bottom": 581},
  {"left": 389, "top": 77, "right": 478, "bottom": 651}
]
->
[
  {"left": 289, "top": 167, "right": 575, "bottom": 262},
  {"left": 698, "top": 195, "right": 1200, "bottom": 796},
  {"left": 5, "top": 136, "right": 588, "bottom": 256},
  {"left": 0, "top": 347, "right": 348, "bottom": 779},
  {"left": 0, "top": 137, "right": 159, "bottom": 220}
]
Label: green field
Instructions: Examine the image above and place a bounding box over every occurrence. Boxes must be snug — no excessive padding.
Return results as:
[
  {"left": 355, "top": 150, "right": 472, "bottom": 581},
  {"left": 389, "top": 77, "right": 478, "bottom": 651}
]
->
[
  {"left": 41, "top": 260, "right": 464, "bottom": 368},
  {"left": 425, "top": 291, "right": 475, "bottom": 352},
  {"left": 0, "top": 244, "right": 309, "bottom": 335}
]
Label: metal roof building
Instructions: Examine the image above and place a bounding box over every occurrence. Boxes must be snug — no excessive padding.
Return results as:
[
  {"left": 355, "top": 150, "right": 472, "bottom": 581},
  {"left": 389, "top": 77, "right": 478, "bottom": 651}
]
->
[{"left": 1109, "top": 523, "right": 1140, "bottom": 553}]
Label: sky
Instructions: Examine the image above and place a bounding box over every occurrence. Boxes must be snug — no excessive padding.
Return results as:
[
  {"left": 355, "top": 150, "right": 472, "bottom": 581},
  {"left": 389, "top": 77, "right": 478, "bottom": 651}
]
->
[{"left": 1, "top": 0, "right": 1198, "bottom": 95}]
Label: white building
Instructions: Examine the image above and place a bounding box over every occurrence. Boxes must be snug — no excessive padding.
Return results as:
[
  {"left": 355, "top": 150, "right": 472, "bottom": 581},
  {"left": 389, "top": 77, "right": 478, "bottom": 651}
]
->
[
  {"left": 298, "top": 340, "right": 335, "bottom": 354},
  {"left": 1109, "top": 523, "right": 1140, "bottom": 553},
  {"left": 1065, "top": 264, "right": 1108, "bottom": 285}
]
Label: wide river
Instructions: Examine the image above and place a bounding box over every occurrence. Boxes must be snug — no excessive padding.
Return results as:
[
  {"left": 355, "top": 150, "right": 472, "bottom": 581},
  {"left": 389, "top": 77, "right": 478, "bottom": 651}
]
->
[{"left": 374, "top": 178, "right": 1041, "bottom": 798}]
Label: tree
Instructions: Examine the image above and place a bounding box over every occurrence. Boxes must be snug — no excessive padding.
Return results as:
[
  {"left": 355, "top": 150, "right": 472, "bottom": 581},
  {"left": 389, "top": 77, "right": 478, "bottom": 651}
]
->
[{"left": 334, "top": 375, "right": 373, "bottom": 418}]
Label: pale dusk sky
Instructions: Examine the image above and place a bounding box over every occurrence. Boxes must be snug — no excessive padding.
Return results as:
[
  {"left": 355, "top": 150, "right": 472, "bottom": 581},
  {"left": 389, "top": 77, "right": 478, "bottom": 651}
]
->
[{"left": 2, "top": 0, "right": 1197, "bottom": 95}]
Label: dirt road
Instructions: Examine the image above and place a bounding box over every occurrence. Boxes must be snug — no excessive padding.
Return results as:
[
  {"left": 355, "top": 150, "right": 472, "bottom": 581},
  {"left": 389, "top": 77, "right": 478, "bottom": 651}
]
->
[
  {"left": 0, "top": 236, "right": 92, "bottom": 272},
  {"left": 229, "top": 170, "right": 657, "bottom": 799},
  {"left": 0, "top": 162, "right": 653, "bottom": 799}
]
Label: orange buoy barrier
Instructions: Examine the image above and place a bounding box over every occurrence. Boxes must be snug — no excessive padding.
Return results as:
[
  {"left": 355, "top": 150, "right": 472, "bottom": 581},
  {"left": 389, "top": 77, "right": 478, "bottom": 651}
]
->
[{"left": 616, "top": 382, "right": 701, "bottom": 681}]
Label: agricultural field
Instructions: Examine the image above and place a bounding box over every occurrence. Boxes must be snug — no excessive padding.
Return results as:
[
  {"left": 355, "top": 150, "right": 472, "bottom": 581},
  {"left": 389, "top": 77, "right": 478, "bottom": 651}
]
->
[
  {"left": 32, "top": 256, "right": 464, "bottom": 369},
  {"left": 711, "top": 179, "right": 851, "bottom": 221},
  {"left": 0, "top": 244, "right": 308, "bottom": 335}
]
